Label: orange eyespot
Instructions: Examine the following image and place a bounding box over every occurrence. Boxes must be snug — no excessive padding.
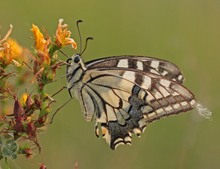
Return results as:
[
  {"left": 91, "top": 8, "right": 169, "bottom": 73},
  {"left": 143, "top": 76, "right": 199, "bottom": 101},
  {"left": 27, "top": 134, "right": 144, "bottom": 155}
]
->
[{"left": 101, "top": 127, "right": 108, "bottom": 137}]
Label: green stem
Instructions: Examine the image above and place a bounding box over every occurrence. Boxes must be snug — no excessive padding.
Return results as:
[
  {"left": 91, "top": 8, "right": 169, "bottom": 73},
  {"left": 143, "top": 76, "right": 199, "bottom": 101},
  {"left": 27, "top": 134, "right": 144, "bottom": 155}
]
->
[{"left": 4, "top": 157, "right": 11, "bottom": 169}]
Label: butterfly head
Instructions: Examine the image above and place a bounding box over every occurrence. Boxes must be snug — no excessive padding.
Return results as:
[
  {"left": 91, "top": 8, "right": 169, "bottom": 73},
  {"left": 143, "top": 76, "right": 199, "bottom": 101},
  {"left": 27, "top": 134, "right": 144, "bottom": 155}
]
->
[{"left": 67, "top": 53, "right": 86, "bottom": 71}]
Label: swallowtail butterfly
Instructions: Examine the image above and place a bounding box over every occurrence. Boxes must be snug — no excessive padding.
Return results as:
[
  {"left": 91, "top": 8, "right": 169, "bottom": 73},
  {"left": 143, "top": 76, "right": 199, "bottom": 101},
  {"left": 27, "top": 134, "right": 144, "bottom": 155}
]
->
[{"left": 66, "top": 54, "right": 196, "bottom": 149}]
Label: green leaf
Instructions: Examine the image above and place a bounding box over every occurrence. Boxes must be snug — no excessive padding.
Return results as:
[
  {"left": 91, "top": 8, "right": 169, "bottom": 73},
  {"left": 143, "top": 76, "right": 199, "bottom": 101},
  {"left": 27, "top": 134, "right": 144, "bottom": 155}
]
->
[
  {"left": 6, "top": 140, "right": 17, "bottom": 152},
  {"left": 1, "top": 139, "right": 18, "bottom": 158}
]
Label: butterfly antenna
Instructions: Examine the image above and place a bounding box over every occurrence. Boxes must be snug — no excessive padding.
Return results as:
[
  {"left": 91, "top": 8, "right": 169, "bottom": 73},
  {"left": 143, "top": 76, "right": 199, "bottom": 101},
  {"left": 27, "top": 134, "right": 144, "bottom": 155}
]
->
[
  {"left": 76, "top": 20, "right": 83, "bottom": 54},
  {"left": 81, "top": 37, "right": 94, "bottom": 55}
]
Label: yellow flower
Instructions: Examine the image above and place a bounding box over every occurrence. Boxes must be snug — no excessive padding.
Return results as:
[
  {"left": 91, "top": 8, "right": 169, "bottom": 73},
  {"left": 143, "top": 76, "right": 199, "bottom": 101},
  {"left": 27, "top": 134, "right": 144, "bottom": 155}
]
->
[
  {"left": 55, "top": 19, "right": 77, "bottom": 49},
  {"left": 31, "top": 24, "right": 51, "bottom": 65},
  {"left": 20, "top": 93, "right": 28, "bottom": 106},
  {"left": 31, "top": 24, "right": 47, "bottom": 51},
  {"left": 0, "top": 24, "right": 23, "bottom": 67},
  {"left": 0, "top": 38, "right": 23, "bottom": 67}
]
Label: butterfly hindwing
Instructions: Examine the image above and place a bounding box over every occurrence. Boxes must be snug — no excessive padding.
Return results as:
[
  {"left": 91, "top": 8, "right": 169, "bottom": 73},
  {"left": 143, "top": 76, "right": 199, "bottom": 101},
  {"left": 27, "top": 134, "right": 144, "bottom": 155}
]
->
[{"left": 76, "top": 67, "right": 195, "bottom": 149}]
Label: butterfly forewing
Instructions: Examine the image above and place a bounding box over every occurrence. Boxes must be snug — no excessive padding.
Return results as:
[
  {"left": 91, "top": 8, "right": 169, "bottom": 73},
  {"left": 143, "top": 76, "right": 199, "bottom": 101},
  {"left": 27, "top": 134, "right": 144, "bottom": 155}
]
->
[
  {"left": 67, "top": 55, "right": 196, "bottom": 149},
  {"left": 86, "top": 55, "right": 184, "bottom": 84}
]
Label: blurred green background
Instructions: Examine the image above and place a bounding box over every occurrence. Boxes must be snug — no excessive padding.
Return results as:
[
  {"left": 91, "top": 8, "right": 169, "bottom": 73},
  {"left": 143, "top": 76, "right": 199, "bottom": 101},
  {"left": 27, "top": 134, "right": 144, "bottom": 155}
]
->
[{"left": 0, "top": 0, "right": 219, "bottom": 169}]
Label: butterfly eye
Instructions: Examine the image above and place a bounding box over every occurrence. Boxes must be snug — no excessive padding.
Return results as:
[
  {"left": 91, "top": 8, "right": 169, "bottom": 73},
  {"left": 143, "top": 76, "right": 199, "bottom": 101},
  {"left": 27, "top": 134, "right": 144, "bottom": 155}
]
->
[{"left": 74, "top": 56, "right": 80, "bottom": 63}]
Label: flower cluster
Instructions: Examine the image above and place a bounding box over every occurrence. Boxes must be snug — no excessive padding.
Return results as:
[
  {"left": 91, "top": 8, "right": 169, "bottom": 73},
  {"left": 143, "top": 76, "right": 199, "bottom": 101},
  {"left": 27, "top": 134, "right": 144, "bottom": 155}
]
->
[{"left": 0, "top": 19, "right": 77, "bottom": 164}]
